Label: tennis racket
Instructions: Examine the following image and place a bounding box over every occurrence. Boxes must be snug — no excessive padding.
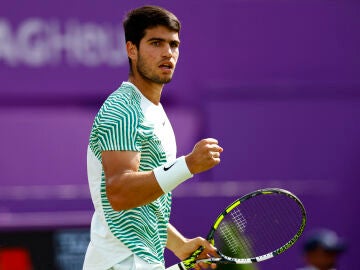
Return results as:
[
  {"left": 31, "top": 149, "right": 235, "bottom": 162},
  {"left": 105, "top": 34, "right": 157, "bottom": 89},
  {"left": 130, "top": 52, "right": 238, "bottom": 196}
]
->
[{"left": 166, "top": 188, "right": 306, "bottom": 270}]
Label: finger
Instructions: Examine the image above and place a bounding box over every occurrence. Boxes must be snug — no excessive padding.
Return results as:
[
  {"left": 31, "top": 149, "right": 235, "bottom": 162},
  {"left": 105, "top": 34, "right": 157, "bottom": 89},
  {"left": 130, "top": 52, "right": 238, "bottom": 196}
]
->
[
  {"left": 203, "top": 138, "right": 219, "bottom": 144},
  {"left": 209, "top": 151, "right": 221, "bottom": 158},
  {"left": 208, "top": 144, "right": 223, "bottom": 153},
  {"left": 201, "top": 242, "right": 217, "bottom": 257},
  {"left": 197, "top": 262, "right": 210, "bottom": 269}
]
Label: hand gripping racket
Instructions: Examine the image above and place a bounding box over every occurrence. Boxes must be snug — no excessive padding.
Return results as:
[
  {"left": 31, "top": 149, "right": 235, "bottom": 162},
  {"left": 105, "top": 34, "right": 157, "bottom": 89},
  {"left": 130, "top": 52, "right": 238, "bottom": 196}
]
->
[{"left": 166, "top": 188, "right": 307, "bottom": 270}]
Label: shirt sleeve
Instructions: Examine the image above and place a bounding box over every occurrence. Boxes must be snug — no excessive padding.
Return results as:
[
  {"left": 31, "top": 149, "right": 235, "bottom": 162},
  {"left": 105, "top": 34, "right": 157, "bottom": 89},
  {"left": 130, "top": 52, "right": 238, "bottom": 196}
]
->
[{"left": 97, "top": 100, "right": 141, "bottom": 152}]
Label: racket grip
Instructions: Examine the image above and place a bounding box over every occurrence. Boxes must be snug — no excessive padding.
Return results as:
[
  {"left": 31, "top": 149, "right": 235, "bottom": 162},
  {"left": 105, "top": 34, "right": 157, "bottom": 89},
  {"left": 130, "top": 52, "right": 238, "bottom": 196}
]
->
[{"left": 166, "top": 246, "right": 203, "bottom": 270}]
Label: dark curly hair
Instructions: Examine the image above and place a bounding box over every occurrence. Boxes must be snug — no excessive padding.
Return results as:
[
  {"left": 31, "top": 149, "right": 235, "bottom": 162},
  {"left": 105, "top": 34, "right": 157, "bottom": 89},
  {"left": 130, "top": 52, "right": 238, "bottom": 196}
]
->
[{"left": 123, "top": 5, "right": 181, "bottom": 49}]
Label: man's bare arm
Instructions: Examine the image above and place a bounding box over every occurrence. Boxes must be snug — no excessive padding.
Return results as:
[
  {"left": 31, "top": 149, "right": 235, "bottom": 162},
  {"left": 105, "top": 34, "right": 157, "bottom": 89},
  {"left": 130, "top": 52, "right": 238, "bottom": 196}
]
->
[
  {"left": 102, "top": 150, "right": 164, "bottom": 211},
  {"left": 167, "top": 223, "right": 217, "bottom": 269},
  {"left": 102, "top": 138, "right": 223, "bottom": 211}
]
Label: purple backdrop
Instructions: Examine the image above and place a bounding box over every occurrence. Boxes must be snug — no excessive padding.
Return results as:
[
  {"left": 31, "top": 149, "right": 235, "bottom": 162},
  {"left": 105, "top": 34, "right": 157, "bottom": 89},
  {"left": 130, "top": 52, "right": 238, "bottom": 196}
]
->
[{"left": 1, "top": 0, "right": 359, "bottom": 269}]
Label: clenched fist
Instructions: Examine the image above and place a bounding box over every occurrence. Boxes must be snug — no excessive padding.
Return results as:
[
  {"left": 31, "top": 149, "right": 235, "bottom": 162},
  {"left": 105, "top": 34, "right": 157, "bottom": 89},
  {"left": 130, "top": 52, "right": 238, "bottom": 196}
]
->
[{"left": 185, "top": 138, "right": 223, "bottom": 174}]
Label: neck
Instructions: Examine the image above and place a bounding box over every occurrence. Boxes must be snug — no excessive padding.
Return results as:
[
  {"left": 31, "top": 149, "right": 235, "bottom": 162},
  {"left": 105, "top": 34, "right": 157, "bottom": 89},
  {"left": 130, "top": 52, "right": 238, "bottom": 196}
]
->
[{"left": 128, "top": 75, "right": 163, "bottom": 105}]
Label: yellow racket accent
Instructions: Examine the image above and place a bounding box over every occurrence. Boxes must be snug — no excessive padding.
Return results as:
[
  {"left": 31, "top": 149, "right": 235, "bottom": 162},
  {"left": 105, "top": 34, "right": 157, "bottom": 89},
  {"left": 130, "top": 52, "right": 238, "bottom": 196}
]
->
[
  {"left": 214, "top": 215, "right": 224, "bottom": 230},
  {"left": 226, "top": 200, "right": 241, "bottom": 213}
]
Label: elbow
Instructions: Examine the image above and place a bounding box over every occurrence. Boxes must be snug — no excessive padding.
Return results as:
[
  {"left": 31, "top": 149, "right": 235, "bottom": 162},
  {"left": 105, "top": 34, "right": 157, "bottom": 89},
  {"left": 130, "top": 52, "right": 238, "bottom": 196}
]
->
[
  {"left": 107, "top": 192, "right": 128, "bottom": 211},
  {"left": 106, "top": 179, "right": 131, "bottom": 211}
]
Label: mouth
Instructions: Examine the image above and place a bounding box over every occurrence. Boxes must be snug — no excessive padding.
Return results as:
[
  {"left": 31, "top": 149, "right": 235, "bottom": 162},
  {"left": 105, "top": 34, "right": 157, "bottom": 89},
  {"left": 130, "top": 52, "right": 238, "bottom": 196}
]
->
[{"left": 159, "top": 62, "right": 174, "bottom": 70}]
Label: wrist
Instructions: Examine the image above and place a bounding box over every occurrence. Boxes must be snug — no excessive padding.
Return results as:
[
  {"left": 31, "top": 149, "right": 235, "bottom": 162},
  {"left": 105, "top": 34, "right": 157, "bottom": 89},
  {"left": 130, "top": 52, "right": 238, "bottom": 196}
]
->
[{"left": 153, "top": 156, "right": 193, "bottom": 193}]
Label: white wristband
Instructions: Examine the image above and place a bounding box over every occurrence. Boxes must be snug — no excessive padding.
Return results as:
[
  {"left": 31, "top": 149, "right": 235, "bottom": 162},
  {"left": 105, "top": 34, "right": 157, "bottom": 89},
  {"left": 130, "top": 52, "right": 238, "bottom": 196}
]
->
[{"left": 153, "top": 156, "right": 193, "bottom": 194}]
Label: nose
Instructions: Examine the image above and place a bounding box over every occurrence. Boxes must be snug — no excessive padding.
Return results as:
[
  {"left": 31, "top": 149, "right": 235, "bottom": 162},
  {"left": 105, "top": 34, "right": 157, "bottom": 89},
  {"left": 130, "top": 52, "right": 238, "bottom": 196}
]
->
[{"left": 162, "top": 44, "right": 173, "bottom": 58}]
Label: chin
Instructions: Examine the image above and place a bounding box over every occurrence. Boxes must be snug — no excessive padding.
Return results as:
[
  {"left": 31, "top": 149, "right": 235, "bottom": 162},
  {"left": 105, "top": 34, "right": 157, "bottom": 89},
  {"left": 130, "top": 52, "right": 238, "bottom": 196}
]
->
[{"left": 156, "top": 76, "right": 173, "bottom": 84}]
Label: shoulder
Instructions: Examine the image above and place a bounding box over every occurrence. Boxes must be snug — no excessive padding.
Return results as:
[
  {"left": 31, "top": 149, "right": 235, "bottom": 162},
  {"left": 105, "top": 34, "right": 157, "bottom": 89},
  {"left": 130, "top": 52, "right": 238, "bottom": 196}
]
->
[
  {"left": 107, "top": 82, "right": 141, "bottom": 106},
  {"left": 99, "top": 83, "right": 143, "bottom": 118}
]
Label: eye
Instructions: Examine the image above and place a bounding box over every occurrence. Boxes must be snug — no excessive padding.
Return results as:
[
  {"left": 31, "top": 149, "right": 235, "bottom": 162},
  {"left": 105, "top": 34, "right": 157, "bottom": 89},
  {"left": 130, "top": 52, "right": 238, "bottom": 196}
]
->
[
  {"left": 170, "top": 41, "right": 180, "bottom": 48},
  {"left": 151, "top": 41, "right": 161, "bottom": 47}
]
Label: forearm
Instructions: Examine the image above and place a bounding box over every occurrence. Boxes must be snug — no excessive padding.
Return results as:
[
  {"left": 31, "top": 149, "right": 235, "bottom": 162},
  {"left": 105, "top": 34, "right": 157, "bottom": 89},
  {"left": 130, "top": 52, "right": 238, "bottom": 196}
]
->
[
  {"left": 166, "top": 223, "right": 218, "bottom": 263},
  {"left": 107, "top": 156, "right": 193, "bottom": 210},
  {"left": 166, "top": 223, "right": 187, "bottom": 258}
]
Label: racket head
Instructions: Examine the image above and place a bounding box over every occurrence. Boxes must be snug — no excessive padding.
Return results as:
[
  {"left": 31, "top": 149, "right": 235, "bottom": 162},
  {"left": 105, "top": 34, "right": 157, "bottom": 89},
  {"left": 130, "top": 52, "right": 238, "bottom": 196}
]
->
[{"left": 207, "top": 188, "right": 307, "bottom": 264}]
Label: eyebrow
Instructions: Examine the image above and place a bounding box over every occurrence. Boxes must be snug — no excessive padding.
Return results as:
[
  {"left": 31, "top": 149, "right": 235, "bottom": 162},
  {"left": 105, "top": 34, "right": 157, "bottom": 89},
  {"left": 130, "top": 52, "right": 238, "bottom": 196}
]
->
[{"left": 147, "top": 37, "right": 180, "bottom": 45}]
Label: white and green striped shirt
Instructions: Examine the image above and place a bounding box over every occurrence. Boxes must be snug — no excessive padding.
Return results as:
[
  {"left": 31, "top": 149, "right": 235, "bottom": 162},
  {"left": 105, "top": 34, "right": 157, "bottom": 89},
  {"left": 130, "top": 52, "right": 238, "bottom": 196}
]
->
[{"left": 84, "top": 82, "right": 176, "bottom": 269}]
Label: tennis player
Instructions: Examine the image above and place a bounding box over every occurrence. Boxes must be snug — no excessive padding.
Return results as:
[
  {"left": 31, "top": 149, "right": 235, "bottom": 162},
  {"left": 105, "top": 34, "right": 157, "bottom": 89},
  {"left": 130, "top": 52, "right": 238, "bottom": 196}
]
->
[
  {"left": 83, "top": 5, "right": 223, "bottom": 270},
  {"left": 297, "top": 229, "right": 346, "bottom": 270}
]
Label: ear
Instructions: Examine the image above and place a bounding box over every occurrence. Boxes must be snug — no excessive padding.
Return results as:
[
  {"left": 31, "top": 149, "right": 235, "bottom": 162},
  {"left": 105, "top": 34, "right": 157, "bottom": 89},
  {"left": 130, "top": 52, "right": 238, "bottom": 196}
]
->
[{"left": 126, "top": 41, "right": 137, "bottom": 61}]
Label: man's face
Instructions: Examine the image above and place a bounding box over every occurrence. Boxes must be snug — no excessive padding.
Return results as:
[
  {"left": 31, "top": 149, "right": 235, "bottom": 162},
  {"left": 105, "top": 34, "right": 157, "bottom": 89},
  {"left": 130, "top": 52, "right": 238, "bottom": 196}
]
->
[
  {"left": 307, "top": 248, "right": 339, "bottom": 270},
  {"left": 134, "top": 25, "right": 180, "bottom": 84}
]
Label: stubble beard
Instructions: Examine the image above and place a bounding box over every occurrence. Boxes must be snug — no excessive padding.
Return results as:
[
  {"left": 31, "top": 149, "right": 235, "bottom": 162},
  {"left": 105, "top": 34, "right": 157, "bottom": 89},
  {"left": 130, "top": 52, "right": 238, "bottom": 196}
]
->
[{"left": 136, "top": 56, "right": 173, "bottom": 85}]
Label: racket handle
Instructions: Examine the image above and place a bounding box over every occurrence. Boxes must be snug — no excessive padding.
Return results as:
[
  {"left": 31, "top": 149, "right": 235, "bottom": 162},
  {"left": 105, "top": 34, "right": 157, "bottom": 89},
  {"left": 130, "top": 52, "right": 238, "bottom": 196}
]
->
[
  {"left": 166, "top": 246, "right": 203, "bottom": 270},
  {"left": 165, "top": 262, "right": 186, "bottom": 270}
]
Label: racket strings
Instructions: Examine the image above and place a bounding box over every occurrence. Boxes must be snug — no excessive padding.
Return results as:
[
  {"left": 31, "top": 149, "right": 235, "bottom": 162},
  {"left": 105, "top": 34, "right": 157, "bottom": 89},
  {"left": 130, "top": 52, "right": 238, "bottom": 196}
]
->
[
  {"left": 230, "top": 208, "right": 247, "bottom": 232},
  {"left": 218, "top": 221, "right": 242, "bottom": 255},
  {"left": 214, "top": 193, "right": 303, "bottom": 259},
  {"left": 216, "top": 209, "right": 248, "bottom": 256}
]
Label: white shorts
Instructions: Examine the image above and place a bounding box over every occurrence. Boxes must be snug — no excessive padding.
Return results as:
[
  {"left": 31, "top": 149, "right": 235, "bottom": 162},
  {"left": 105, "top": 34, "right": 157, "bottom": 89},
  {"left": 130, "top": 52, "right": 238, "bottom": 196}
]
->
[{"left": 108, "top": 254, "right": 165, "bottom": 270}]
